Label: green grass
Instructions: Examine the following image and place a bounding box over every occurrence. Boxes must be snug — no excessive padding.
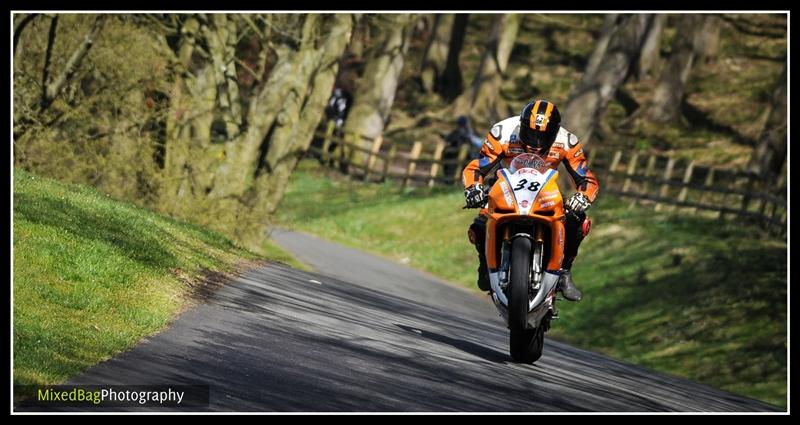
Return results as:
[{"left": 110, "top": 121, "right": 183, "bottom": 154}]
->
[
  {"left": 276, "top": 160, "right": 479, "bottom": 287},
  {"left": 276, "top": 160, "right": 787, "bottom": 408},
  {"left": 13, "top": 170, "right": 293, "bottom": 387},
  {"left": 260, "top": 239, "right": 311, "bottom": 272}
]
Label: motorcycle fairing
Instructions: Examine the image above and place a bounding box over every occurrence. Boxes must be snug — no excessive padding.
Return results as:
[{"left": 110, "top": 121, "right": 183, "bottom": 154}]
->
[{"left": 498, "top": 167, "right": 557, "bottom": 215}]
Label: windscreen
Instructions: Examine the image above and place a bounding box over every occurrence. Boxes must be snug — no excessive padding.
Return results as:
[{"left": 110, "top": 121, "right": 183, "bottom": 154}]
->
[{"left": 508, "top": 153, "right": 548, "bottom": 174}]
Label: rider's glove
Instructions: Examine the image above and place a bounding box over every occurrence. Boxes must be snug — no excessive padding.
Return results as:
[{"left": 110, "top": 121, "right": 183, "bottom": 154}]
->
[
  {"left": 566, "top": 192, "right": 591, "bottom": 214},
  {"left": 465, "top": 184, "right": 487, "bottom": 208}
]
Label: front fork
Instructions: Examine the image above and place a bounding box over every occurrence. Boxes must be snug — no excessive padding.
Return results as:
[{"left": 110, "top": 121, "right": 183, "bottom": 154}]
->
[{"left": 498, "top": 224, "right": 545, "bottom": 292}]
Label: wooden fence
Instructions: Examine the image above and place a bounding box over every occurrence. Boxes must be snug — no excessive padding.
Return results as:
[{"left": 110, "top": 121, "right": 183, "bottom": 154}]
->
[
  {"left": 308, "top": 121, "right": 474, "bottom": 188},
  {"left": 307, "top": 121, "right": 787, "bottom": 236},
  {"left": 586, "top": 148, "right": 787, "bottom": 236}
]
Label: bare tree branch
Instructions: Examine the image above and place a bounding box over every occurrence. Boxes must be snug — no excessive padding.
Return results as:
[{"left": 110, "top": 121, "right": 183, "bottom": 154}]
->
[
  {"left": 13, "top": 13, "right": 39, "bottom": 56},
  {"left": 40, "top": 15, "right": 59, "bottom": 108},
  {"left": 235, "top": 58, "right": 260, "bottom": 82},
  {"left": 240, "top": 15, "right": 265, "bottom": 39},
  {"left": 41, "top": 15, "right": 106, "bottom": 110}
]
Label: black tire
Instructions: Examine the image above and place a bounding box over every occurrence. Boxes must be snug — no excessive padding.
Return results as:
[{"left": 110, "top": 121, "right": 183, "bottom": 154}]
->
[
  {"left": 510, "top": 326, "right": 544, "bottom": 364},
  {"left": 508, "top": 236, "right": 545, "bottom": 363},
  {"left": 508, "top": 237, "right": 532, "bottom": 332}
]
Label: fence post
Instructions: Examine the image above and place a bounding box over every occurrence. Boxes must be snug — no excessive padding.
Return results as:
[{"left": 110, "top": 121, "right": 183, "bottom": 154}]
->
[
  {"left": 635, "top": 155, "right": 657, "bottom": 207},
  {"left": 336, "top": 131, "right": 350, "bottom": 171},
  {"left": 606, "top": 150, "right": 623, "bottom": 189},
  {"left": 738, "top": 174, "right": 756, "bottom": 219},
  {"left": 767, "top": 200, "right": 786, "bottom": 236},
  {"left": 622, "top": 152, "right": 639, "bottom": 192},
  {"left": 320, "top": 120, "right": 336, "bottom": 164},
  {"left": 403, "top": 141, "right": 423, "bottom": 189},
  {"left": 654, "top": 157, "right": 676, "bottom": 212},
  {"left": 346, "top": 131, "right": 360, "bottom": 174},
  {"left": 698, "top": 167, "right": 715, "bottom": 209},
  {"left": 382, "top": 143, "right": 397, "bottom": 182},
  {"left": 677, "top": 161, "right": 696, "bottom": 213},
  {"left": 428, "top": 140, "right": 446, "bottom": 187},
  {"left": 364, "top": 135, "right": 384, "bottom": 182},
  {"left": 718, "top": 171, "right": 731, "bottom": 220},
  {"left": 764, "top": 200, "right": 776, "bottom": 233}
]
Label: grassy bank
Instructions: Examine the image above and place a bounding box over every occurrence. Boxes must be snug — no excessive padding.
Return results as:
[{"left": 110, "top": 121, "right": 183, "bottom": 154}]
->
[
  {"left": 13, "top": 170, "right": 300, "bottom": 386},
  {"left": 275, "top": 160, "right": 787, "bottom": 408}
]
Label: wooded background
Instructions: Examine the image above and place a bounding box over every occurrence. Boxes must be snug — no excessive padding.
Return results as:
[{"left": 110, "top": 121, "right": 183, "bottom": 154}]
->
[{"left": 13, "top": 13, "right": 788, "bottom": 248}]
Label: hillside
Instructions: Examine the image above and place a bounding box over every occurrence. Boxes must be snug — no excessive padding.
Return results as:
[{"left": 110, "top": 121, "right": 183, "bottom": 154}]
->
[{"left": 13, "top": 170, "right": 299, "bottom": 386}]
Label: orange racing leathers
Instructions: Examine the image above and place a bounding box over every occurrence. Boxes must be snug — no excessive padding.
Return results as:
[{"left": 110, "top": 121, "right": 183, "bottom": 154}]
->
[
  {"left": 463, "top": 116, "right": 599, "bottom": 281},
  {"left": 462, "top": 116, "right": 599, "bottom": 201}
]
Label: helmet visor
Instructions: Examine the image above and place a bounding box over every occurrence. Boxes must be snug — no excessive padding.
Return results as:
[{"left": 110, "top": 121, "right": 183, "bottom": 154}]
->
[{"left": 519, "top": 125, "right": 552, "bottom": 152}]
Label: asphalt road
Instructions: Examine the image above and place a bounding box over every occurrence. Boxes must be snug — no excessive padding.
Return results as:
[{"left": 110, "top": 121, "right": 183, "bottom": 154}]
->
[{"left": 22, "top": 229, "right": 781, "bottom": 412}]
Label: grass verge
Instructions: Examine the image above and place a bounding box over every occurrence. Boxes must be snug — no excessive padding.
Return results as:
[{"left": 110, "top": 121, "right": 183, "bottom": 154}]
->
[
  {"left": 12, "top": 170, "right": 298, "bottom": 386},
  {"left": 275, "top": 159, "right": 787, "bottom": 408}
]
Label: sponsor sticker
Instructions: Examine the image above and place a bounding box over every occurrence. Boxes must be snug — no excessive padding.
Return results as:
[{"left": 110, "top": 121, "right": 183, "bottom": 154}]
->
[
  {"left": 540, "top": 190, "right": 559, "bottom": 201},
  {"left": 500, "top": 181, "right": 514, "bottom": 207}
]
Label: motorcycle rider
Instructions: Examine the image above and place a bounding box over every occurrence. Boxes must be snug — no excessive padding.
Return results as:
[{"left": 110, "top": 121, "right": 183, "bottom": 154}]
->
[{"left": 462, "top": 99, "right": 599, "bottom": 301}]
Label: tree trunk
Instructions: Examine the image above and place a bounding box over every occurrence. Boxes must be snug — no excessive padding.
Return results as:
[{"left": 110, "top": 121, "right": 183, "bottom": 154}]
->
[
  {"left": 343, "top": 14, "right": 414, "bottom": 155},
  {"left": 748, "top": 65, "right": 787, "bottom": 185},
  {"left": 453, "top": 14, "right": 520, "bottom": 124},
  {"left": 160, "top": 14, "right": 353, "bottom": 245},
  {"left": 348, "top": 14, "right": 368, "bottom": 59},
  {"left": 583, "top": 14, "right": 619, "bottom": 82},
  {"left": 440, "top": 13, "right": 469, "bottom": 101},
  {"left": 563, "top": 14, "right": 652, "bottom": 144},
  {"left": 420, "top": 14, "right": 453, "bottom": 93},
  {"left": 636, "top": 14, "right": 665, "bottom": 79},
  {"left": 694, "top": 15, "right": 722, "bottom": 65},
  {"left": 646, "top": 14, "right": 704, "bottom": 123}
]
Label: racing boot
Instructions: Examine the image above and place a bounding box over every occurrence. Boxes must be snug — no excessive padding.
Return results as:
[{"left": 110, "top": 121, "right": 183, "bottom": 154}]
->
[
  {"left": 560, "top": 210, "right": 587, "bottom": 302},
  {"left": 558, "top": 270, "right": 583, "bottom": 302},
  {"left": 477, "top": 251, "right": 490, "bottom": 291},
  {"left": 469, "top": 216, "right": 490, "bottom": 292}
]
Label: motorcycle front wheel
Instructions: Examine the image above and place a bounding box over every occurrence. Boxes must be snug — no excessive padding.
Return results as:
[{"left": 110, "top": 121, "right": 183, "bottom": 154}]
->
[
  {"left": 508, "top": 236, "right": 544, "bottom": 363},
  {"left": 510, "top": 326, "right": 544, "bottom": 363},
  {"left": 508, "top": 236, "right": 532, "bottom": 331}
]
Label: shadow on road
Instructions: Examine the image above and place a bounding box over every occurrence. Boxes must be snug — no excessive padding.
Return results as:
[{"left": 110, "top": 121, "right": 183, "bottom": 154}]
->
[{"left": 395, "top": 324, "right": 509, "bottom": 364}]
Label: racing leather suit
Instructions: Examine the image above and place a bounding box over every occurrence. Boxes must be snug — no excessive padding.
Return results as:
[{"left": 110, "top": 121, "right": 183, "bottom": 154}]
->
[{"left": 463, "top": 116, "right": 600, "bottom": 286}]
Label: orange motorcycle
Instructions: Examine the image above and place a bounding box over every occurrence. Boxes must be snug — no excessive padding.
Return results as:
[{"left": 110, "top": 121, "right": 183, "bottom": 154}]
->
[{"left": 470, "top": 153, "right": 566, "bottom": 363}]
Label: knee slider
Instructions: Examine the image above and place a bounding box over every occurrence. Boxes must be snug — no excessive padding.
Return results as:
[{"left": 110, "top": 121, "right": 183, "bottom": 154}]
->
[{"left": 581, "top": 217, "right": 592, "bottom": 238}]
